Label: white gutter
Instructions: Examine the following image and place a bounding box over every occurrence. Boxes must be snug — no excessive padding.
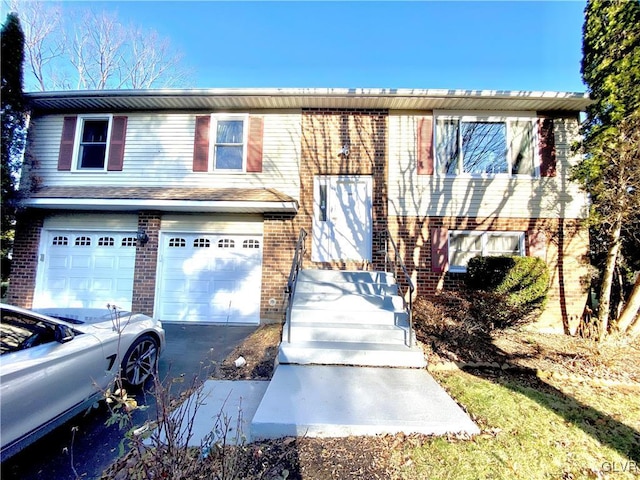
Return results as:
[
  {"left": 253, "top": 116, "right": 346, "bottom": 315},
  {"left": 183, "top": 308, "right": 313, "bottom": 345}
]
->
[
  {"left": 23, "top": 197, "right": 299, "bottom": 213},
  {"left": 25, "top": 87, "right": 590, "bottom": 101}
]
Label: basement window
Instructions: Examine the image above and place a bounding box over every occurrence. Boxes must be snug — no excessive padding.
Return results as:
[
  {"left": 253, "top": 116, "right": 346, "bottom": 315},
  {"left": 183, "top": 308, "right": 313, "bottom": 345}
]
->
[{"left": 449, "top": 231, "right": 524, "bottom": 273}]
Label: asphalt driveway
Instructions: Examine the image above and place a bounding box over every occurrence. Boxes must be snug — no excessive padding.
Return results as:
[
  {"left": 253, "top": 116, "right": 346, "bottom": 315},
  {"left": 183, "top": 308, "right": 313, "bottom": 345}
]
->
[{"left": 1, "top": 323, "right": 257, "bottom": 480}]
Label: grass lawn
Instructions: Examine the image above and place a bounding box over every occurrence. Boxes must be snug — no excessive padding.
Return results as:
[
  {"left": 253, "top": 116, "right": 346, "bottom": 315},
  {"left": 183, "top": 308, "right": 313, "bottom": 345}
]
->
[{"left": 393, "top": 369, "right": 640, "bottom": 480}]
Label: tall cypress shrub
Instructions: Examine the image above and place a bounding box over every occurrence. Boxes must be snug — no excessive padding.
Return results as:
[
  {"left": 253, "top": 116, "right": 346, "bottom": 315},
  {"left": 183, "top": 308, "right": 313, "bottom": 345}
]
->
[{"left": 1, "top": 12, "right": 26, "bottom": 292}]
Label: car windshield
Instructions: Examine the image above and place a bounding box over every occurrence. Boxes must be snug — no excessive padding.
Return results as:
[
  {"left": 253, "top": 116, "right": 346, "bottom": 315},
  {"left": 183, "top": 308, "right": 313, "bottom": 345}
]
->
[{"left": 46, "top": 315, "right": 84, "bottom": 325}]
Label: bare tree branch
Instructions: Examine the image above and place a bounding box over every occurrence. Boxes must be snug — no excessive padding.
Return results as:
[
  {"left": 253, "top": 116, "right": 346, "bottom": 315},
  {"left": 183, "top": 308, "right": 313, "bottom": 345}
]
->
[
  {"left": 9, "top": 1, "right": 192, "bottom": 91},
  {"left": 11, "top": 1, "right": 65, "bottom": 91}
]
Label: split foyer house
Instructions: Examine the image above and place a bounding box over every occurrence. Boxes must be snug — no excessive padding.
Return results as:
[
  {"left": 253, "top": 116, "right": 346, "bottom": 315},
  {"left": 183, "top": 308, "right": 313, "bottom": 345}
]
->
[{"left": 8, "top": 88, "right": 592, "bottom": 334}]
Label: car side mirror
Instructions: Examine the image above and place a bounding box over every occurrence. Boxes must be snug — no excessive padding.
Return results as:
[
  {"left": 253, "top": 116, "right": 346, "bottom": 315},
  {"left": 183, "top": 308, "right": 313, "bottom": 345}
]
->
[{"left": 55, "top": 325, "right": 75, "bottom": 343}]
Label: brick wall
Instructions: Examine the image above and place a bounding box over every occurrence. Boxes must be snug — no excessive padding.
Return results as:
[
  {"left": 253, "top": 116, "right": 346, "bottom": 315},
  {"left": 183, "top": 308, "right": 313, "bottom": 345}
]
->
[
  {"left": 6, "top": 210, "right": 44, "bottom": 308},
  {"left": 388, "top": 215, "right": 590, "bottom": 334},
  {"left": 261, "top": 212, "right": 301, "bottom": 321},
  {"left": 131, "top": 212, "right": 161, "bottom": 316},
  {"left": 300, "top": 108, "right": 388, "bottom": 270},
  {"left": 259, "top": 109, "right": 389, "bottom": 321}
]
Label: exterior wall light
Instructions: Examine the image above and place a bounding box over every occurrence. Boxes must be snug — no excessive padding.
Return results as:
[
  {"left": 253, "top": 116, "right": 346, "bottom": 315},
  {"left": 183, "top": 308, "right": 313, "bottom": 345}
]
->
[{"left": 137, "top": 228, "right": 149, "bottom": 245}]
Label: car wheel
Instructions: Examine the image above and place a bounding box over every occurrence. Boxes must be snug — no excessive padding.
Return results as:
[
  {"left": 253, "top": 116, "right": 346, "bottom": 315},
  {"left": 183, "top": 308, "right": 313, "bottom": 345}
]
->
[{"left": 121, "top": 335, "right": 159, "bottom": 388}]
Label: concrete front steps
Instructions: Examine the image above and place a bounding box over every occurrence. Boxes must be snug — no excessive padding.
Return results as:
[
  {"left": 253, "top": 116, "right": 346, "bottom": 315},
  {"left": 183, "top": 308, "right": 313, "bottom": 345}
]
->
[{"left": 279, "top": 269, "right": 426, "bottom": 368}]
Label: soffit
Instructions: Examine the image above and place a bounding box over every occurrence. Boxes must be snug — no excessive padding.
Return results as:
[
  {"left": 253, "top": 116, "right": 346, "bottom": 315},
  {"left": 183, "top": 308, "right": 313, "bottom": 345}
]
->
[{"left": 25, "top": 88, "right": 592, "bottom": 113}]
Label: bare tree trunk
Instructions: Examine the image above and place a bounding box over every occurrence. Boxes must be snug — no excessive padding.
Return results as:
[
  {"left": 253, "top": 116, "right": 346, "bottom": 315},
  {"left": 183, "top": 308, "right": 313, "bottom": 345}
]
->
[
  {"left": 597, "top": 214, "right": 623, "bottom": 339},
  {"left": 615, "top": 268, "right": 625, "bottom": 318},
  {"left": 615, "top": 274, "right": 640, "bottom": 334},
  {"left": 627, "top": 313, "right": 640, "bottom": 338}
]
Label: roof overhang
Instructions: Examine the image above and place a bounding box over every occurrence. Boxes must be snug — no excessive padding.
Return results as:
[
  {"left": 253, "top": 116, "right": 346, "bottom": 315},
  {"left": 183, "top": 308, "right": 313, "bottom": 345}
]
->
[
  {"left": 25, "top": 87, "right": 592, "bottom": 113},
  {"left": 22, "top": 187, "right": 299, "bottom": 214}
]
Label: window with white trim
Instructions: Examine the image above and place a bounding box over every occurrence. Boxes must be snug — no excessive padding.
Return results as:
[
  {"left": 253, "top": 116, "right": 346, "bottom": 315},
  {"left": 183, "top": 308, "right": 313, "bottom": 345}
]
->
[
  {"left": 74, "top": 115, "right": 112, "bottom": 170},
  {"left": 449, "top": 231, "right": 525, "bottom": 273},
  {"left": 211, "top": 115, "right": 247, "bottom": 171},
  {"left": 52, "top": 236, "right": 68, "bottom": 246},
  {"left": 121, "top": 237, "right": 136, "bottom": 247},
  {"left": 75, "top": 236, "right": 92, "bottom": 247},
  {"left": 169, "top": 238, "right": 186, "bottom": 248},
  {"left": 243, "top": 239, "right": 260, "bottom": 249},
  {"left": 98, "top": 236, "right": 115, "bottom": 247},
  {"left": 218, "top": 239, "right": 235, "bottom": 248},
  {"left": 435, "top": 113, "right": 536, "bottom": 177},
  {"left": 194, "top": 238, "right": 211, "bottom": 248}
]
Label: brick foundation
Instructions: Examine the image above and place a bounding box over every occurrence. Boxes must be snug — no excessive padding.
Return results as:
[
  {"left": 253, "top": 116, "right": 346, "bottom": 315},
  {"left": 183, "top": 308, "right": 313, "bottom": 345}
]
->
[
  {"left": 131, "top": 212, "right": 161, "bottom": 316},
  {"left": 6, "top": 210, "right": 44, "bottom": 308},
  {"left": 388, "top": 215, "right": 590, "bottom": 334}
]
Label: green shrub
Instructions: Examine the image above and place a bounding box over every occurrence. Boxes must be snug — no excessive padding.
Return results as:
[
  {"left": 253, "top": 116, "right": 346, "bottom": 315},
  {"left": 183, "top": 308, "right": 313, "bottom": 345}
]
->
[{"left": 465, "top": 256, "right": 550, "bottom": 328}]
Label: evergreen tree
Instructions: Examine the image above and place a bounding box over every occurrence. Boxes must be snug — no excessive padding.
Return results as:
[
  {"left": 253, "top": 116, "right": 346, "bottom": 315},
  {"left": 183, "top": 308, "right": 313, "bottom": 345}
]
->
[
  {"left": 574, "top": 0, "right": 640, "bottom": 338},
  {"left": 1, "top": 12, "right": 26, "bottom": 294}
]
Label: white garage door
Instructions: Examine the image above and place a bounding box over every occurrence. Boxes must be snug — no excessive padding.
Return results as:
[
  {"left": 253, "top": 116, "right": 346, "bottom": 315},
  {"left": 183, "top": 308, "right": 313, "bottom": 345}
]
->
[
  {"left": 34, "top": 231, "right": 137, "bottom": 310},
  {"left": 156, "top": 233, "right": 263, "bottom": 324}
]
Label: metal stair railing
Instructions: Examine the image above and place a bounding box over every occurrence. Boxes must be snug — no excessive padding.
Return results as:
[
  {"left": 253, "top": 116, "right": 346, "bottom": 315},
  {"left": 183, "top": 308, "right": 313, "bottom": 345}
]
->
[
  {"left": 384, "top": 228, "right": 415, "bottom": 347},
  {"left": 284, "top": 228, "right": 307, "bottom": 343}
]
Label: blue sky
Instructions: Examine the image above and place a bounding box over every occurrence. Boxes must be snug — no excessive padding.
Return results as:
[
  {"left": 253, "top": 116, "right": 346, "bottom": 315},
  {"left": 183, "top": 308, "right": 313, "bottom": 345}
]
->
[{"left": 11, "top": 1, "right": 589, "bottom": 92}]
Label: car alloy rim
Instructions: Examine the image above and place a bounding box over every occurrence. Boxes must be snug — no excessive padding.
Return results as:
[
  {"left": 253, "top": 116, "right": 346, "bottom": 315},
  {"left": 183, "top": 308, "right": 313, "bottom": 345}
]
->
[{"left": 124, "top": 339, "right": 158, "bottom": 386}]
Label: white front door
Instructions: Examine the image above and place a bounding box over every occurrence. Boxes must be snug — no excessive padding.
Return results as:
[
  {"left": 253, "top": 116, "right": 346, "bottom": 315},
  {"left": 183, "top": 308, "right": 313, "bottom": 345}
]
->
[{"left": 312, "top": 175, "right": 372, "bottom": 262}]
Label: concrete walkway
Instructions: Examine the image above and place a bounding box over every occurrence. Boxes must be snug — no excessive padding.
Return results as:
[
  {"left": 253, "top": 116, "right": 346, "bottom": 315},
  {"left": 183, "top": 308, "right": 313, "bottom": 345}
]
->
[{"left": 174, "top": 364, "right": 479, "bottom": 446}]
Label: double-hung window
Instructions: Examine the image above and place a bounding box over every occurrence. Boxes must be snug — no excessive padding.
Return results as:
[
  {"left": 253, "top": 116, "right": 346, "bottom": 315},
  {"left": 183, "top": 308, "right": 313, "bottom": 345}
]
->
[
  {"left": 435, "top": 113, "right": 536, "bottom": 177},
  {"left": 75, "top": 115, "right": 112, "bottom": 170},
  {"left": 449, "top": 231, "right": 524, "bottom": 273},
  {"left": 211, "top": 115, "right": 248, "bottom": 172}
]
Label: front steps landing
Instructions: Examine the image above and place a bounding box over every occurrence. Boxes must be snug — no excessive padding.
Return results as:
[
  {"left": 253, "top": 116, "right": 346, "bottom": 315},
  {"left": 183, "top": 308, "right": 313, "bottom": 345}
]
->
[
  {"left": 279, "top": 269, "right": 426, "bottom": 368},
  {"left": 251, "top": 365, "right": 481, "bottom": 439}
]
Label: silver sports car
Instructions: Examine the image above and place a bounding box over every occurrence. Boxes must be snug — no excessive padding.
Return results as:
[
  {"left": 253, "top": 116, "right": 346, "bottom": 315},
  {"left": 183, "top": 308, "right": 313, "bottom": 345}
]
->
[{"left": 0, "top": 303, "right": 165, "bottom": 460}]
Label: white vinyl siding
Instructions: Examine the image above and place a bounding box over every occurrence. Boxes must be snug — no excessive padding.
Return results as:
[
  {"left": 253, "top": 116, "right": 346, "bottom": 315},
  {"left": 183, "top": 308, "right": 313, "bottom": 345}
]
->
[
  {"left": 160, "top": 214, "right": 263, "bottom": 234},
  {"left": 26, "top": 112, "right": 302, "bottom": 200},
  {"left": 43, "top": 213, "right": 138, "bottom": 231},
  {"left": 387, "top": 112, "right": 588, "bottom": 219}
]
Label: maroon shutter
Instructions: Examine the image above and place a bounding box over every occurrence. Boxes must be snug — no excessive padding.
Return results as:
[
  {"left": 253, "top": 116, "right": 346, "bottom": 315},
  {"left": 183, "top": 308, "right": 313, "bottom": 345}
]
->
[
  {"left": 417, "top": 117, "right": 434, "bottom": 175},
  {"left": 107, "top": 116, "right": 127, "bottom": 171},
  {"left": 431, "top": 227, "right": 449, "bottom": 272},
  {"left": 247, "top": 116, "right": 264, "bottom": 173},
  {"left": 538, "top": 118, "right": 556, "bottom": 177},
  {"left": 528, "top": 230, "right": 547, "bottom": 259},
  {"left": 193, "top": 115, "right": 210, "bottom": 172},
  {"left": 57, "top": 116, "right": 77, "bottom": 171}
]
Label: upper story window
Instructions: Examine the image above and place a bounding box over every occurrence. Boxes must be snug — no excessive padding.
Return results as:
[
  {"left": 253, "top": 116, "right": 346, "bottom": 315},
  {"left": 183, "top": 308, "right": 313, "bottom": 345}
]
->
[
  {"left": 435, "top": 113, "right": 536, "bottom": 177},
  {"left": 213, "top": 117, "right": 246, "bottom": 171},
  {"left": 192, "top": 115, "right": 263, "bottom": 174},
  {"left": 77, "top": 117, "right": 111, "bottom": 170},
  {"left": 57, "top": 115, "right": 127, "bottom": 172}
]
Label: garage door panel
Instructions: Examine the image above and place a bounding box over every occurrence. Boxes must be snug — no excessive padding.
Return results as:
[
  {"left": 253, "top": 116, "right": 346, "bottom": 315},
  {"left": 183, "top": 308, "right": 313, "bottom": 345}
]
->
[
  {"left": 157, "top": 232, "right": 262, "bottom": 324},
  {"left": 92, "top": 278, "right": 114, "bottom": 291},
  {"left": 118, "top": 256, "right": 135, "bottom": 270},
  {"left": 70, "top": 256, "right": 92, "bottom": 269},
  {"left": 188, "top": 279, "right": 210, "bottom": 294},
  {"left": 94, "top": 256, "right": 116, "bottom": 269},
  {"left": 34, "top": 231, "right": 136, "bottom": 310},
  {"left": 48, "top": 255, "right": 70, "bottom": 269}
]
